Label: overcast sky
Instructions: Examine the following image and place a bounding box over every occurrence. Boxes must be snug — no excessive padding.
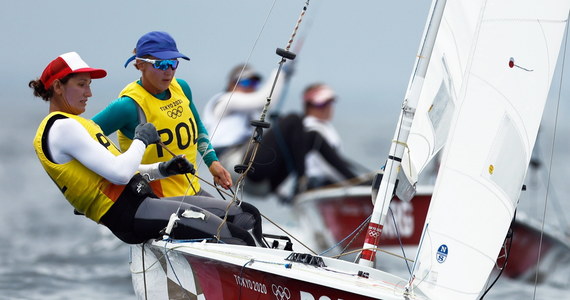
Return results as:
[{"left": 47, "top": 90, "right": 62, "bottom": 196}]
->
[
  {"left": 1, "top": 1, "right": 438, "bottom": 166},
  {"left": 2, "top": 1, "right": 434, "bottom": 109}
]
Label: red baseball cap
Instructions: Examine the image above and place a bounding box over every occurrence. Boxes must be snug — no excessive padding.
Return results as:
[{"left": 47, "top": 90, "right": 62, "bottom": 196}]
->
[{"left": 40, "top": 52, "right": 107, "bottom": 89}]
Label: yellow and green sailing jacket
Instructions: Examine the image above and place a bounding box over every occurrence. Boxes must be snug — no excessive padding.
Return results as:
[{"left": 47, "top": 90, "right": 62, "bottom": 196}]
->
[{"left": 33, "top": 112, "right": 125, "bottom": 222}]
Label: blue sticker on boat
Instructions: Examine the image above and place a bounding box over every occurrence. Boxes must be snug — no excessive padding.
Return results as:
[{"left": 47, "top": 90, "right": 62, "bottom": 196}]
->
[{"left": 436, "top": 244, "right": 448, "bottom": 263}]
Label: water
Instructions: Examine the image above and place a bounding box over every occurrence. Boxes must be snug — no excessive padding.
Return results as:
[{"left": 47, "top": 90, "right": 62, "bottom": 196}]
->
[{"left": 1, "top": 97, "right": 569, "bottom": 299}]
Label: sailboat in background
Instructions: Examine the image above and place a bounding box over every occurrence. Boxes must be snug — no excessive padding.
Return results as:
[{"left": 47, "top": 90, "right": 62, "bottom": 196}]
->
[
  {"left": 130, "top": 0, "right": 570, "bottom": 299},
  {"left": 293, "top": 180, "right": 570, "bottom": 280}
]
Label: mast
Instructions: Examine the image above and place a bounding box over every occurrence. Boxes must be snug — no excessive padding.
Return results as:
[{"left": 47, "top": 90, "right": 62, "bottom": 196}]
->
[{"left": 358, "top": 0, "right": 447, "bottom": 267}]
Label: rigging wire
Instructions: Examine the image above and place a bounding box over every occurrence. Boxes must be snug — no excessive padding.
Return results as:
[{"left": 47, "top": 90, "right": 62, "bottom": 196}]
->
[
  {"left": 532, "top": 11, "right": 570, "bottom": 300},
  {"left": 233, "top": 0, "right": 309, "bottom": 177},
  {"left": 163, "top": 242, "right": 193, "bottom": 299},
  {"left": 134, "top": 241, "right": 217, "bottom": 299},
  {"left": 204, "top": 0, "right": 279, "bottom": 158},
  {"left": 220, "top": 0, "right": 311, "bottom": 240},
  {"left": 260, "top": 212, "right": 317, "bottom": 255},
  {"left": 157, "top": 141, "right": 197, "bottom": 218},
  {"left": 388, "top": 206, "right": 413, "bottom": 276},
  {"left": 314, "top": 205, "right": 415, "bottom": 272},
  {"left": 339, "top": 215, "right": 371, "bottom": 257},
  {"left": 332, "top": 247, "right": 414, "bottom": 263},
  {"left": 156, "top": 141, "right": 227, "bottom": 196},
  {"left": 269, "top": 0, "right": 322, "bottom": 118},
  {"left": 531, "top": 152, "right": 569, "bottom": 229},
  {"left": 141, "top": 244, "right": 148, "bottom": 300},
  {"left": 319, "top": 215, "right": 371, "bottom": 256}
]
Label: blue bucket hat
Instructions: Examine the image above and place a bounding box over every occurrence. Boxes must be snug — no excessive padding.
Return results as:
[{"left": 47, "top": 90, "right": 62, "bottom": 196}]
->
[{"left": 124, "top": 31, "right": 190, "bottom": 67}]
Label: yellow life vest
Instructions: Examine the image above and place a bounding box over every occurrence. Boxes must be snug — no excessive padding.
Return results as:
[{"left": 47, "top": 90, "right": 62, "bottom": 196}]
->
[
  {"left": 33, "top": 112, "right": 125, "bottom": 222},
  {"left": 118, "top": 79, "right": 200, "bottom": 197}
]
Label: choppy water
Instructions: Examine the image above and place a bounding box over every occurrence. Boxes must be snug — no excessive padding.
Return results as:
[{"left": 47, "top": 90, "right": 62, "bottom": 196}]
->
[{"left": 1, "top": 98, "right": 569, "bottom": 300}]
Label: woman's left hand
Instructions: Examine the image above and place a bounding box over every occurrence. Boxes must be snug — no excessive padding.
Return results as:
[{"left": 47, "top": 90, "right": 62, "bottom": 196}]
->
[{"left": 209, "top": 161, "right": 233, "bottom": 189}]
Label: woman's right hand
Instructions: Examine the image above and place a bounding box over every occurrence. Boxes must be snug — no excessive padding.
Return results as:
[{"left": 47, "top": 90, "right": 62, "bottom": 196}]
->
[
  {"left": 209, "top": 161, "right": 233, "bottom": 189},
  {"left": 134, "top": 123, "right": 160, "bottom": 146},
  {"left": 159, "top": 155, "right": 195, "bottom": 176}
]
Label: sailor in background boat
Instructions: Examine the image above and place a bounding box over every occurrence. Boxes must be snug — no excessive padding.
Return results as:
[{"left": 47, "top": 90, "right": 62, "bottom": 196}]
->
[
  {"left": 31, "top": 52, "right": 258, "bottom": 246},
  {"left": 302, "top": 83, "right": 352, "bottom": 189},
  {"left": 203, "top": 63, "right": 289, "bottom": 158},
  {"left": 204, "top": 65, "right": 356, "bottom": 201}
]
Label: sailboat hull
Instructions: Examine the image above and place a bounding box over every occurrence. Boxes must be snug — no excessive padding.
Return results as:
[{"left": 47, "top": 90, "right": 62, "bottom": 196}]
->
[
  {"left": 294, "top": 186, "right": 431, "bottom": 252},
  {"left": 130, "top": 241, "right": 428, "bottom": 300}
]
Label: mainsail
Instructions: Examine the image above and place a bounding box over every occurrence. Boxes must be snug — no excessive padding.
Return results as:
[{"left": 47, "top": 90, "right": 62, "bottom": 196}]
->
[{"left": 409, "top": 0, "right": 570, "bottom": 299}]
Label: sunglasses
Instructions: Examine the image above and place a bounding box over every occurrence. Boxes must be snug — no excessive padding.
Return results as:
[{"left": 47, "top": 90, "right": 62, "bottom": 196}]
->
[
  {"left": 308, "top": 98, "right": 336, "bottom": 108},
  {"left": 137, "top": 58, "right": 179, "bottom": 70},
  {"left": 238, "top": 78, "right": 260, "bottom": 89}
]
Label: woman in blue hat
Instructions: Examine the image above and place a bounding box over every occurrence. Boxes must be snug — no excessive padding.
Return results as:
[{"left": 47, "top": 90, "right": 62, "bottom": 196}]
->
[
  {"left": 31, "top": 52, "right": 257, "bottom": 246},
  {"left": 92, "top": 32, "right": 266, "bottom": 246},
  {"left": 93, "top": 31, "right": 231, "bottom": 198}
]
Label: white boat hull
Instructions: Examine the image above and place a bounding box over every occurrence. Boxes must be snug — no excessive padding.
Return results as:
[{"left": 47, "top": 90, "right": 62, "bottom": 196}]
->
[{"left": 130, "top": 241, "right": 429, "bottom": 300}]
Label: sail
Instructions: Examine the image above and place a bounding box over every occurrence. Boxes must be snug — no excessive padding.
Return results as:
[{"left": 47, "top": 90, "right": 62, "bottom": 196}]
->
[
  {"left": 400, "top": 1, "right": 489, "bottom": 188},
  {"left": 410, "top": 0, "right": 570, "bottom": 299}
]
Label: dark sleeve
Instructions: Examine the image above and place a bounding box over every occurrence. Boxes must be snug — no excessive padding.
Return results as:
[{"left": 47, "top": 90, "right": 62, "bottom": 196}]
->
[
  {"left": 92, "top": 96, "right": 139, "bottom": 139},
  {"left": 177, "top": 79, "right": 219, "bottom": 167}
]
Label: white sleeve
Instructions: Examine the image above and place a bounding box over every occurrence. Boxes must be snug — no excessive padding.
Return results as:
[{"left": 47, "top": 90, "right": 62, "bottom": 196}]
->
[
  {"left": 138, "top": 162, "right": 166, "bottom": 182},
  {"left": 212, "top": 69, "right": 287, "bottom": 119},
  {"left": 48, "top": 118, "right": 146, "bottom": 185}
]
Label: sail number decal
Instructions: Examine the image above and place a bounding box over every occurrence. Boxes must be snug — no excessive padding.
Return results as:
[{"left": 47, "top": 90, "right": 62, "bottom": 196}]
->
[{"left": 436, "top": 244, "right": 448, "bottom": 263}]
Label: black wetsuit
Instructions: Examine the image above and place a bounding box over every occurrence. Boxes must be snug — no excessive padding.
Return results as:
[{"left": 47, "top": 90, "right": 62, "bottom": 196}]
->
[
  {"left": 100, "top": 174, "right": 259, "bottom": 246},
  {"left": 247, "top": 114, "right": 356, "bottom": 192}
]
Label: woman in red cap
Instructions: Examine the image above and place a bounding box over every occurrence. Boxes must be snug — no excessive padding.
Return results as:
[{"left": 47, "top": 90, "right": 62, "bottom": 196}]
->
[{"left": 31, "top": 52, "right": 257, "bottom": 246}]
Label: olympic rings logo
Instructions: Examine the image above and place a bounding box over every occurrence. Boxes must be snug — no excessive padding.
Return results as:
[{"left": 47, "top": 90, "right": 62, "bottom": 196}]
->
[
  {"left": 271, "top": 284, "right": 291, "bottom": 300},
  {"left": 167, "top": 106, "right": 184, "bottom": 119},
  {"left": 368, "top": 229, "right": 380, "bottom": 238}
]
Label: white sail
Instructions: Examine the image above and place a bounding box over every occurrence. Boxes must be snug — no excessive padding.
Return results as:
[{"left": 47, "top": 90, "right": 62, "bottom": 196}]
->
[
  {"left": 410, "top": 0, "right": 570, "bottom": 299},
  {"left": 401, "top": 1, "right": 490, "bottom": 186}
]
